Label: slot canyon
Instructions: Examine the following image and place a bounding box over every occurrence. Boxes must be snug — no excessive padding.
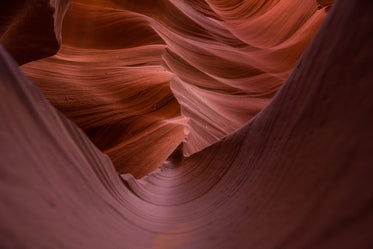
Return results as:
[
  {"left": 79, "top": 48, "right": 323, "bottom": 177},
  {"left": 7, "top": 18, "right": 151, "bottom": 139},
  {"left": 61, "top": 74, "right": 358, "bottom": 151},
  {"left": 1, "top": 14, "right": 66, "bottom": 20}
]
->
[{"left": 0, "top": 0, "right": 372, "bottom": 248}]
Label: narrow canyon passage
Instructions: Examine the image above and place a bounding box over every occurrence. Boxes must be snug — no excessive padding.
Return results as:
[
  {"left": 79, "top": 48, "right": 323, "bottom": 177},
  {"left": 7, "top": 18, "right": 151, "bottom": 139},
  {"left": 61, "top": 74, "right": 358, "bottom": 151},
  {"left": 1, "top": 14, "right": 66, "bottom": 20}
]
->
[{"left": 0, "top": 0, "right": 372, "bottom": 248}]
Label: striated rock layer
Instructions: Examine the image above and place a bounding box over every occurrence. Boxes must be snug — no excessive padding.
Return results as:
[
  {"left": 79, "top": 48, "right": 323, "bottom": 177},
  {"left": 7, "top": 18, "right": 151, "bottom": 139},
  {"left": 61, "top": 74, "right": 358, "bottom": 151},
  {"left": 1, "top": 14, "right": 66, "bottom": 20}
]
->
[
  {"left": 158, "top": 0, "right": 329, "bottom": 155},
  {"left": 0, "top": 0, "right": 372, "bottom": 248},
  {"left": 20, "top": 0, "right": 330, "bottom": 176},
  {"left": 20, "top": 0, "right": 188, "bottom": 177},
  {"left": 21, "top": 44, "right": 188, "bottom": 177}
]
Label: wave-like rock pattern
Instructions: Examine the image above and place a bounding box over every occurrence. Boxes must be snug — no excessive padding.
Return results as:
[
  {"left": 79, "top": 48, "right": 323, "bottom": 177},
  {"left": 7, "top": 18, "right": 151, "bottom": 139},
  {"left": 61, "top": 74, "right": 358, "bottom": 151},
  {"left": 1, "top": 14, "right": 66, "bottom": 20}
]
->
[
  {"left": 157, "top": 0, "right": 328, "bottom": 155},
  {"left": 21, "top": 44, "right": 188, "bottom": 178},
  {"left": 21, "top": 1, "right": 188, "bottom": 177},
  {"left": 20, "top": 0, "right": 330, "bottom": 177},
  {"left": 0, "top": 0, "right": 372, "bottom": 248}
]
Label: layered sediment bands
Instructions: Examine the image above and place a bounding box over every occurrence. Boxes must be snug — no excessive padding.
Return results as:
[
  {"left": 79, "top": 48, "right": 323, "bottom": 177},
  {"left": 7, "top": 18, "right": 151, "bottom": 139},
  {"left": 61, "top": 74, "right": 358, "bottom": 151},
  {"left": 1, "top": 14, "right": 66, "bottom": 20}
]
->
[
  {"left": 21, "top": 0, "right": 330, "bottom": 175},
  {"left": 60, "top": 1, "right": 165, "bottom": 49},
  {"left": 155, "top": 0, "right": 329, "bottom": 155},
  {"left": 22, "top": 44, "right": 188, "bottom": 177},
  {"left": 0, "top": 0, "right": 72, "bottom": 65},
  {"left": 1, "top": 0, "right": 372, "bottom": 248},
  {"left": 21, "top": 1, "right": 188, "bottom": 177}
]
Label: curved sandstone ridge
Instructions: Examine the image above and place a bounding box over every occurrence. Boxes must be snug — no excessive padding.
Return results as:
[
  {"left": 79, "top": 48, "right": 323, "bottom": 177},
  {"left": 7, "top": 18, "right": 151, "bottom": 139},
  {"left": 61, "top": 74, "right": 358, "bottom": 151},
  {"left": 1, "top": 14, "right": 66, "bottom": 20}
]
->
[
  {"left": 156, "top": 0, "right": 328, "bottom": 155},
  {"left": 21, "top": 1, "right": 188, "bottom": 177},
  {"left": 22, "top": 44, "right": 188, "bottom": 177},
  {"left": 0, "top": 0, "right": 372, "bottom": 248},
  {"left": 20, "top": 0, "right": 330, "bottom": 176}
]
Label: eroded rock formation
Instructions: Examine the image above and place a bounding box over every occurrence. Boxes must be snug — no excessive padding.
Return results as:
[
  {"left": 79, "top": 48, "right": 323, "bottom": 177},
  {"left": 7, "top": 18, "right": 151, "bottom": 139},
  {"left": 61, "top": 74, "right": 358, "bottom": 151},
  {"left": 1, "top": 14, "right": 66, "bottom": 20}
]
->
[
  {"left": 19, "top": 0, "right": 330, "bottom": 176},
  {"left": 0, "top": 0, "right": 372, "bottom": 248}
]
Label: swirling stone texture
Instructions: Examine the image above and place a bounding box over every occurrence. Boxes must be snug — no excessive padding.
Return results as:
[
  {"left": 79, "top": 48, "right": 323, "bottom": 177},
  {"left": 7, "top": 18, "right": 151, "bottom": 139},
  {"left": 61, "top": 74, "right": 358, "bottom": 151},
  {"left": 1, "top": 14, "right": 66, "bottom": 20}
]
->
[
  {"left": 20, "top": 0, "right": 331, "bottom": 177},
  {"left": 21, "top": 1, "right": 189, "bottom": 177},
  {"left": 158, "top": 0, "right": 329, "bottom": 155},
  {"left": 0, "top": 0, "right": 372, "bottom": 248}
]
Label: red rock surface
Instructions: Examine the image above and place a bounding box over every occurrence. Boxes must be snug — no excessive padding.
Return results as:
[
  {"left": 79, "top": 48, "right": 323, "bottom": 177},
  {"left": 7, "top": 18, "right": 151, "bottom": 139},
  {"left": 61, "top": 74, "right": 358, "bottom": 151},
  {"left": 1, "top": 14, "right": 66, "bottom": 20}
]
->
[
  {"left": 0, "top": 0, "right": 372, "bottom": 248},
  {"left": 19, "top": 0, "right": 330, "bottom": 176},
  {"left": 159, "top": 0, "right": 328, "bottom": 155},
  {"left": 20, "top": 0, "right": 188, "bottom": 177}
]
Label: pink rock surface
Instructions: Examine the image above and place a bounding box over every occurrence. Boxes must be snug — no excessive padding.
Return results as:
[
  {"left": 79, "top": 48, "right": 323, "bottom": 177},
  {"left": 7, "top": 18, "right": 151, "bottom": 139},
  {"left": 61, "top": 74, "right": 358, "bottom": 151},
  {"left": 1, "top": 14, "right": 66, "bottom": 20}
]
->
[
  {"left": 21, "top": 1, "right": 188, "bottom": 177},
  {"left": 0, "top": 0, "right": 372, "bottom": 248},
  {"left": 20, "top": 0, "right": 330, "bottom": 176}
]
